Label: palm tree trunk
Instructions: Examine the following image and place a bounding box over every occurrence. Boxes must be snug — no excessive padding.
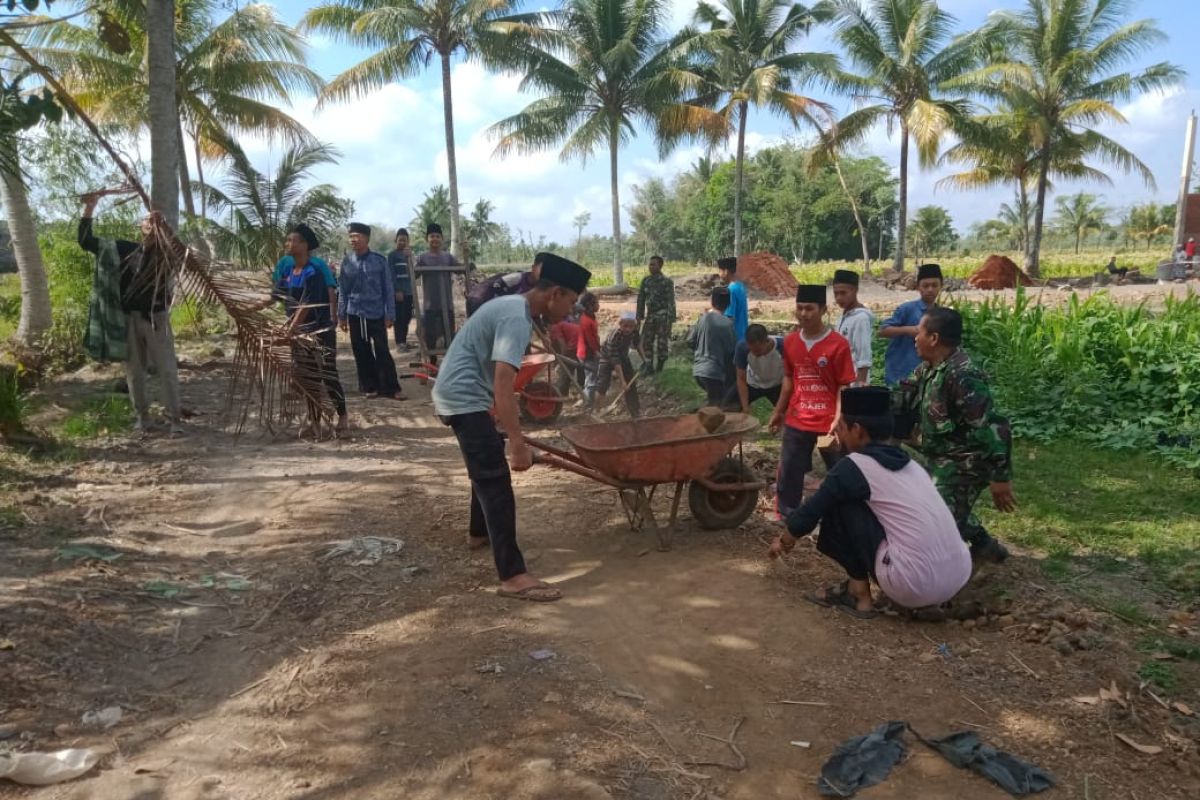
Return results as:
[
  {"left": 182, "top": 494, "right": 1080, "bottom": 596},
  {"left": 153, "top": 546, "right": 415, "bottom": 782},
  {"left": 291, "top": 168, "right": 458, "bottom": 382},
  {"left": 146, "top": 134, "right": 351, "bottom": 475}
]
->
[
  {"left": 194, "top": 134, "right": 207, "bottom": 220},
  {"left": 147, "top": 0, "right": 180, "bottom": 229},
  {"left": 609, "top": 118, "right": 623, "bottom": 286},
  {"left": 1074, "top": 229, "right": 1081, "bottom": 254},
  {"left": 176, "top": 119, "right": 196, "bottom": 220},
  {"left": 733, "top": 100, "right": 748, "bottom": 257},
  {"left": 439, "top": 52, "right": 463, "bottom": 260},
  {"left": 1018, "top": 182, "right": 1030, "bottom": 256},
  {"left": 832, "top": 151, "right": 871, "bottom": 273},
  {"left": 894, "top": 124, "right": 909, "bottom": 272},
  {"left": 0, "top": 135, "right": 51, "bottom": 344},
  {"left": 1028, "top": 148, "right": 1051, "bottom": 278}
]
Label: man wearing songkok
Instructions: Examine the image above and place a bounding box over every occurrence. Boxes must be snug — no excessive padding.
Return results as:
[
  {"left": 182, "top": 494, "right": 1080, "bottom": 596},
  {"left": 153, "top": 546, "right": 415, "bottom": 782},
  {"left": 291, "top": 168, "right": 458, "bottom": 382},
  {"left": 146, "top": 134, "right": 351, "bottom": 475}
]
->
[
  {"left": 433, "top": 254, "right": 591, "bottom": 603},
  {"left": 769, "top": 284, "right": 856, "bottom": 518},
  {"left": 768, "top": 387, "right": 972, "bottom": 619},
  {"left": 338, "top": 222, "right": 403, "bottom": 400},
  {"left": 832, "top": 269, "right": 874, "bottom": 385},
  {"left": 880, "top": 262, "right": 942, "bottom": 385}
]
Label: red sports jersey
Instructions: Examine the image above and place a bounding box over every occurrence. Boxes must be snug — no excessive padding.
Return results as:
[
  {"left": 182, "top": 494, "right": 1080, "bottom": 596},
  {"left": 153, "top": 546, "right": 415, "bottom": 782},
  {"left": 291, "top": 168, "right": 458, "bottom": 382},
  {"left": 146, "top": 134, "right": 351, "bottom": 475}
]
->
[
  {"left": 781, "top": 329, "right": 856, "bottom": 432},
  {"left": 577, "top": 314, "right": 600, "bottom": 359}
]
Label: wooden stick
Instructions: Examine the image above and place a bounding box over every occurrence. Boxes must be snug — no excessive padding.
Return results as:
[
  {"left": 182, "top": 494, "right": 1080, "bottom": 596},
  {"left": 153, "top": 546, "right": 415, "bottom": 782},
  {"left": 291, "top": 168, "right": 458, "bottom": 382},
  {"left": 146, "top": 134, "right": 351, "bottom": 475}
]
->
[
  {"left": 248, "top": 587, "right": 295, "bottom": 632},
  {"left": 769, "top": 700, "right": 831, "bottom": 707},
  {"left": 684, "top": 716, "right": 747, "bottom": 771},
  {"left": 1009, "top": 652, "right": 1040, "bottom": 680}
]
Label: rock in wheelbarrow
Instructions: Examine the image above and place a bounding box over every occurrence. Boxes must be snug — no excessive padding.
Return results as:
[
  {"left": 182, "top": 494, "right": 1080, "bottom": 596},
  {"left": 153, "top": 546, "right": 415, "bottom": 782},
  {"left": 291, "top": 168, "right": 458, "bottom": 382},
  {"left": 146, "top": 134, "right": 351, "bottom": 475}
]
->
[{"left": 697, "top": 407, "right": 726, "bottom": 433}]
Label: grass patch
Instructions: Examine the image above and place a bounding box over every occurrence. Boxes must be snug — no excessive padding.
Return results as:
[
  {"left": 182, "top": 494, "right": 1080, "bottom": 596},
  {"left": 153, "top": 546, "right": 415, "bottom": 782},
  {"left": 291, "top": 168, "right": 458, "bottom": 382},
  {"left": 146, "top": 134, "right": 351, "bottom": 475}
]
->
[
  {"left": 59, "top": 395, "right": 133, "bottom": 439},
  {"left": 1137, "top": 660, "right": 1178, "bottom": 692},
  {"left": 980, "top": 440, "right": 1200, "bottom": 593}
]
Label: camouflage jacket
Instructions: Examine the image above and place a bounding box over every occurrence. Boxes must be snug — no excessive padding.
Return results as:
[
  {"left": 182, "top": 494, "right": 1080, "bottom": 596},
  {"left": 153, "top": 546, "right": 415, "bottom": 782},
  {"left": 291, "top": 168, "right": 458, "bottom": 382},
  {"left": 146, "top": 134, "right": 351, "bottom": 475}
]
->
[
  {"left": 913, "top": 348, "right": 1013, "bottom": 482},
  {"left": 637, "top": 273, "right": 676, "bottom": 321}
]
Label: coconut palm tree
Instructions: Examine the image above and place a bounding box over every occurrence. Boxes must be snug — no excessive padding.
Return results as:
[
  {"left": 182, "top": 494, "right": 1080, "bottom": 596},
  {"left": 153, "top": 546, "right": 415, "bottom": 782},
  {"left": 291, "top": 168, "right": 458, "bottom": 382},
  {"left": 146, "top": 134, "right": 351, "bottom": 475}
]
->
[
  {"left": 196, "top": 141, "right": 354, "bottom": 268},
  {"left": 31, "top": 1, "right": 323, "bottom": 222},
  {"left": 302, "top": 0, "right": 533, "bottom": 260},
  {"left": 464, "top": 198, "right": 502, "bottom": 261},
  {"left": 659, "top": 0, "right": 835, "bottom": 256},
  {"left": 409, "top": 184, "right": 453, "bottom": 238},
  {"left": 489, "top": 0, "right": 678, "bottom": 286},
  {"left": 1052, "top": 192, "right": 1107, "bottom": 254},
  {"left": 828, "top": 0, "right": 980, "bottom": 271},
  {"left": 954, "top": 0, "right": 1183, "bottom": 276}
]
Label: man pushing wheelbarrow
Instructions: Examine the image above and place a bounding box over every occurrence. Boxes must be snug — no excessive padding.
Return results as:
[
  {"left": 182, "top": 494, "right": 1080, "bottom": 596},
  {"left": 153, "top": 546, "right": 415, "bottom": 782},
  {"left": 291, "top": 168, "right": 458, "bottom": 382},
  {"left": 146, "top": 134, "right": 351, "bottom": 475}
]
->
[{"left": 433, "top": 253, "right": 592, "bottom": 603}]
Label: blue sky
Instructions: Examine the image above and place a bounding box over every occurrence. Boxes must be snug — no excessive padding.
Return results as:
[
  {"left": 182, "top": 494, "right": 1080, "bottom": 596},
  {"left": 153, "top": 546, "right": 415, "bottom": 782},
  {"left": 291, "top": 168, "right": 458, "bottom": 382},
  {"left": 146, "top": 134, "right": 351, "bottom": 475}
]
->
[{"left": 246, "top": 0, "right": 1200, "bottom": 245}]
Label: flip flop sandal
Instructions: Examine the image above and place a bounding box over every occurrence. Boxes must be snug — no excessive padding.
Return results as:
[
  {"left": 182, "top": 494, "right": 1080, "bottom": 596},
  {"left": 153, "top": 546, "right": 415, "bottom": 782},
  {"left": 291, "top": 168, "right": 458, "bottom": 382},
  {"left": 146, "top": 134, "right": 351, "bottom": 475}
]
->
[
  {"left": 804, "top": 580, "right": 849, "bottom": 610},
  {"left": 497, "top": 584, "right": 562, "bottom": 603}
]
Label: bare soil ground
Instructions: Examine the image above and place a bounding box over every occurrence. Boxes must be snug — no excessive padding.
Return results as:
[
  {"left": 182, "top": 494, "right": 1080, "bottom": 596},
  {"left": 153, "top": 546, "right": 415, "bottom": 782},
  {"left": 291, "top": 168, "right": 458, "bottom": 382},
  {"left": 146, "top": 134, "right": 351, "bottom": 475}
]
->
[{"left": 2, "top": 334, "right": 1199, "bottom": 799}]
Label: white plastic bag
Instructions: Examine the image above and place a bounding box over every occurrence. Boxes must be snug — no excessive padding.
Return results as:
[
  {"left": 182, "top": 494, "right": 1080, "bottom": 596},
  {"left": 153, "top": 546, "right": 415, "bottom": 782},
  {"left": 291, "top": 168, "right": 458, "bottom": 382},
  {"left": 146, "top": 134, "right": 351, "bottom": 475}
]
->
[{"left": 0, "top": 748, "right": 99, "bottom": 785}]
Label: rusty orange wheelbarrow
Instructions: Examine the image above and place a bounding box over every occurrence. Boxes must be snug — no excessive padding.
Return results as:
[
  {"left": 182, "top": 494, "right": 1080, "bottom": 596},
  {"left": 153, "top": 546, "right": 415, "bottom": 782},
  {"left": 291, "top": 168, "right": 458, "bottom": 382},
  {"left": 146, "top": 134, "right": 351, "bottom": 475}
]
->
[
  {"left": 415, "top": 352, "right": 567, "bottom": 425},
  {"left": 528, "top": 413, "right": 766, "bottom": 550}
]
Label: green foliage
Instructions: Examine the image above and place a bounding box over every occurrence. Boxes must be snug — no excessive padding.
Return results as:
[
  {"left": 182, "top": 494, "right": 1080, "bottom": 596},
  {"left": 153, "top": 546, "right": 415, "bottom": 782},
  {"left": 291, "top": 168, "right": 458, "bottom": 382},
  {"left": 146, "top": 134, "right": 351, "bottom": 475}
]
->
[
  {"left": 628, "top": 145, "right": 897, "bottom": 262},
  {"left": 0, "top": 364, "right": 25, "bottom": 434},
  {"left": 907, "top": 206, "right": 957, "bottom": 261},
  {"left": 1137, "top": 660, "right": 1178, "bottom": 692},
  {"left": 957, "top": 289, "right": 1200, "bottom": 471},
  {"left": 59, "top": 395, "right": 132, "bottom": 439}
]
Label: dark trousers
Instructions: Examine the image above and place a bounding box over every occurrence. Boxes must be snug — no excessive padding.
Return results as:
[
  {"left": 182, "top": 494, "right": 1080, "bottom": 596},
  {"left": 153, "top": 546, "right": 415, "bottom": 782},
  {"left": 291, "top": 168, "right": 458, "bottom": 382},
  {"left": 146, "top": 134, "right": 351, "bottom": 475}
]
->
[
  {"left": 394, "top": 295, "right": 414, "bottom": 347},
  {"left": 315, "top": 328, "right": 346, "bottom": 416},
  {"left": 348, "top": 315, "right": 399, "bottom": 395},
  {"left": 423, "top": 309, "right": 455, "bottom": 351},
  {"left": 722, "top": 382, "right": 780, "bottom": 412},
  {"left": 814, "top": 501, "right": 887, "bottom": 581},
  {"left": 777, "top": 426, "right": 818, "bottom": 517},
  {"left": 695, "top": 375, "right": 726, "bottom": 406},
  {"left": 445, "top": 411, "right": 525, "bottom": 581}
]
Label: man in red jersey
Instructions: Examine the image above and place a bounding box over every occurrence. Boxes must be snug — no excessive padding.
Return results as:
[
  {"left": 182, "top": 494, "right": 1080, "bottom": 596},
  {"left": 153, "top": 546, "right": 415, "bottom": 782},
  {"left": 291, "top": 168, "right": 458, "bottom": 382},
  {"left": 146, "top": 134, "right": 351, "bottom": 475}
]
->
[{"left": 769, "top": 283, "right": 857, "bottom": 517}]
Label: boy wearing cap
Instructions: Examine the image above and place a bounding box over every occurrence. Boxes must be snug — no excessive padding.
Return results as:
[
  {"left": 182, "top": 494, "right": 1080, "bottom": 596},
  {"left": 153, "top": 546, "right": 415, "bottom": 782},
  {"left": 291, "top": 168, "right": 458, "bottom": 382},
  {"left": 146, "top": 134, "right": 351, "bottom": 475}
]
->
[
  {"left": 387, "top": 229, "right": 414, "bottom": 349},
  {"left": 588, "top": 312, "right": 644, "bottom": 417},
  {"left": 433, "top": 253, "right": 591, "bottom": 603},
  {"left": 768, "top": 387, "right": 972, "bottom": 618},
  {"left": 338, "top": 222, "right": 404, "bottom": 400},
  {"left": 687, "top": 286, "right": 736, "bottom": 406},
  {"left": 416, "top": 223, "right": 461, "bottom": 350},
  {"left": 880, "top": 263, "right": 942, "bottom": 385},
  {"left": 769, "top": 284, "right": 857, "bottom": 518},
  {"left": 718, "top": 256, "right": 749, "bottom": 341},
  {"left": 832, "top": 269, "right": 874, "bottom": 385}
]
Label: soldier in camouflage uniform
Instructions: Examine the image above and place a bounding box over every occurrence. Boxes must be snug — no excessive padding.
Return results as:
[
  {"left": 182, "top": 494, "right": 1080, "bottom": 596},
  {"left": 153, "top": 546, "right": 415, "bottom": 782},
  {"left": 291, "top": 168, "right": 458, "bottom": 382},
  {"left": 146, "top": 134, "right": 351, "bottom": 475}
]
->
[
  {"left": 909, "top": 306, "right": 1017, "bottom": 564},
  {"left": 637, "top": 255, "right": 676, "bottom": 374}
]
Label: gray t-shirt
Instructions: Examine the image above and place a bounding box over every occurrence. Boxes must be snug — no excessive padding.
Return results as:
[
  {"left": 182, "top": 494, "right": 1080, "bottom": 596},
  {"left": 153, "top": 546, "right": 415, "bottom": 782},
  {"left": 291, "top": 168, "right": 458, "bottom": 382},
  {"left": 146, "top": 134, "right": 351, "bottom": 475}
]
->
[
  {"left": 432, "top": 295, "right": 532, "bottom": 417},
  {"left": 686, "top": 311, "right": 736, "bottom": 382},
  {"left": 416, "top": 250, "right": 459, "bottom": 312},
  {"left": 733, "top": 336, "right": 784, "bottom": 388}
]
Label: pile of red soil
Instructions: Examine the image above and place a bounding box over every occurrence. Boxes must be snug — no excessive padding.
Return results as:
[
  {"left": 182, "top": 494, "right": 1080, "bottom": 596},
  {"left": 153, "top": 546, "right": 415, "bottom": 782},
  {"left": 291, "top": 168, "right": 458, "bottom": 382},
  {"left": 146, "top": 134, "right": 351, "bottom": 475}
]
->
[
  {"left": 737, "top": 251, "right": 798, "bottom": 298},
  {"left": 969, "top": 254, "right": 1034, "bottom": 289}
]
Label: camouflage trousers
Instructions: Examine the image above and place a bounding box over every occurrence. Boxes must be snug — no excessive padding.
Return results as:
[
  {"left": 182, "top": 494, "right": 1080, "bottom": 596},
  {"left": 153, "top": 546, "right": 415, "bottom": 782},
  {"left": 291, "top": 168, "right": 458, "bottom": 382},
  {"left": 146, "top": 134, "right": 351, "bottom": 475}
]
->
[
  {"left": 931, "top": 461, "right": 991, "bottom": 548},
  {"left": 641, "top": 314, "right": 672, "bottom": 369}
]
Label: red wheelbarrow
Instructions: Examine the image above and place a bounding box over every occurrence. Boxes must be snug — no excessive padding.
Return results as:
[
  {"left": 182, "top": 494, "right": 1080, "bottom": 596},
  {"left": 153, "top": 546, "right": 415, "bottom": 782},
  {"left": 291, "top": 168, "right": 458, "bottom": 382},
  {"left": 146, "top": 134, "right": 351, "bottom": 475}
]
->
[
  {"left": 528, "top": 413, "right": 767, "bottom": 550},
  {"left": 415, "top": 352, "right": 567, "bottom": 425}
]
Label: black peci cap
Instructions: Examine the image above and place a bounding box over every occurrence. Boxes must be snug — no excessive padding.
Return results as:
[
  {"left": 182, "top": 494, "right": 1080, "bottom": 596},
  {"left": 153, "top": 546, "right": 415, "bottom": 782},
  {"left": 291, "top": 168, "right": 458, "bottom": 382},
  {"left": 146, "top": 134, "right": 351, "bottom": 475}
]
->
[
  {"left": 796, "top": 284, "right": 826, "bottom": 305},
  {"left": 833, "top": 269, "right": 859, "bottom": 286},
  {"left": 917, "top": 263, "right": 943, "bottom": 281},
  {"left": 840, "top": 386, "right": 891, "bottom": 417},
  {"left": 348, "top": 222, "right": 371, "bottom": 237},
  {"left": 539, "top": 253, "right": 591, "bottom": 294}
]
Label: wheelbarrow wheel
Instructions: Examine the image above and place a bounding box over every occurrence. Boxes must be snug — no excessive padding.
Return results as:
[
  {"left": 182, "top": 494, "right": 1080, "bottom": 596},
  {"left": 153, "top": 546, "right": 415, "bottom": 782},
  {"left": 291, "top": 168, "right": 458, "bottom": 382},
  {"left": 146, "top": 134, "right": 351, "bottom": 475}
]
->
[
  {"left": 688, "top": 457, "right": 759, "bottom": 531},
  {"left": 519, "top": 381, "right": 563, "bottom": 425}
]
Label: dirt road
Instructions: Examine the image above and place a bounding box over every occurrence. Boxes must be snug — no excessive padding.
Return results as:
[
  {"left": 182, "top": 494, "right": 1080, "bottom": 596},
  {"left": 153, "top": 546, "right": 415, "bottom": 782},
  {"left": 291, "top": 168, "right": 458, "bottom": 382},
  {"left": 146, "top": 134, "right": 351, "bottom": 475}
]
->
[{"left": 2, "top": 349, "right": 1197, "bottom": 799}]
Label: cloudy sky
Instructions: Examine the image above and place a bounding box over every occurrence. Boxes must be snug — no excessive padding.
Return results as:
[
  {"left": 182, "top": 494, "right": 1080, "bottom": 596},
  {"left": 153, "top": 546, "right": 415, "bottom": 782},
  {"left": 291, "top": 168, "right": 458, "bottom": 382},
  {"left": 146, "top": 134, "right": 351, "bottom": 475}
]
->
[{"left": 239, "top": 0, "right": 1200, "bottom": 244}]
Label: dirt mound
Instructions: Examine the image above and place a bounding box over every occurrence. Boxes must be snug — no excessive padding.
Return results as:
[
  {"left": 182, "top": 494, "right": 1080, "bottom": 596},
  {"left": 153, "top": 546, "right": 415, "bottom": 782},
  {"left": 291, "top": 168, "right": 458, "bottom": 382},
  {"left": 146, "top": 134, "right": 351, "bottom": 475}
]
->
[
  {"left": 737, "top": 251, "right": 798, "bottom": 298},
  {"left": 969, "top": 254, "right": 1034, "bottom": 289}
]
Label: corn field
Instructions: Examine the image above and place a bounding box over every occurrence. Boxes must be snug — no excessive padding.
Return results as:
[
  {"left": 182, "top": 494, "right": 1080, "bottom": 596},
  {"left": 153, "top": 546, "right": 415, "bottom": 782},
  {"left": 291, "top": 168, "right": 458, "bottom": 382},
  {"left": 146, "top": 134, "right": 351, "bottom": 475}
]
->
[{"left": 955, "top": 289, "right": 1200, "bottom": 470}]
